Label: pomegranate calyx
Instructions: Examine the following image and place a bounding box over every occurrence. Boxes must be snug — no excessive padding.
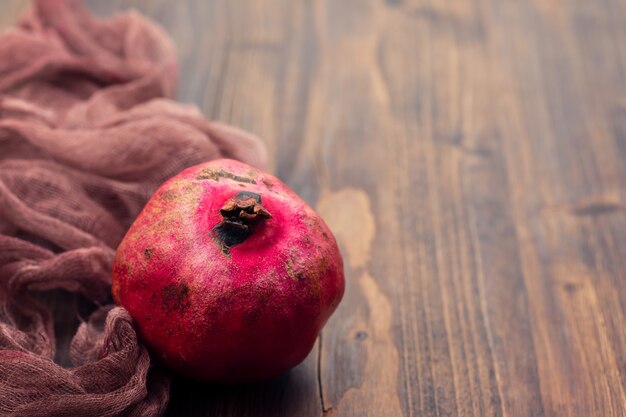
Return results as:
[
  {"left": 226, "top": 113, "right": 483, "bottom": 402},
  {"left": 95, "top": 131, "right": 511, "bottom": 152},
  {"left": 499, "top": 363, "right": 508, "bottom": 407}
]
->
[{"left": 213, "top": 191, "right": 271, "bottom": 253}]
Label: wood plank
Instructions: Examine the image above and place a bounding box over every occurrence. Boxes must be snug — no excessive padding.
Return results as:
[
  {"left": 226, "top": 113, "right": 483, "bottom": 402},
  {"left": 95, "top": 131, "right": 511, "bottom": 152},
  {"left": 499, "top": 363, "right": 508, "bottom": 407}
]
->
[{"left": 0, "top": 0, "right": 28, "bottom": 29}]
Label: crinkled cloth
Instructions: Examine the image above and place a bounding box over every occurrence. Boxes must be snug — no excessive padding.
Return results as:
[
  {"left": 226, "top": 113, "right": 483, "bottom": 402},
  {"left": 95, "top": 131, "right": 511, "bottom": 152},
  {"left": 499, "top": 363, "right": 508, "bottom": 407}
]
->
[{"left": 0, "top": 0, "right": 267, "bottom": 415}]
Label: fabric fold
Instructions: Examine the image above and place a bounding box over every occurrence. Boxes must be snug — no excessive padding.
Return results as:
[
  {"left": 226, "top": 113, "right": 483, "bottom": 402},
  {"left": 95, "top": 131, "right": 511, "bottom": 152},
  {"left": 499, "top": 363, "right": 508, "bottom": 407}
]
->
[{"left": 0, "top": 0, "right": 267, "bottom": 415}]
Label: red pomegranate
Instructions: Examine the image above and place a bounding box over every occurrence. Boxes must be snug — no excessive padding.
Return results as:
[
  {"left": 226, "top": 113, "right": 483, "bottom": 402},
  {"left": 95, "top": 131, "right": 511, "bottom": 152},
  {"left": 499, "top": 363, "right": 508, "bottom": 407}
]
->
[{"left": 112, "top": 159, "right": 344, "bottom": 383}]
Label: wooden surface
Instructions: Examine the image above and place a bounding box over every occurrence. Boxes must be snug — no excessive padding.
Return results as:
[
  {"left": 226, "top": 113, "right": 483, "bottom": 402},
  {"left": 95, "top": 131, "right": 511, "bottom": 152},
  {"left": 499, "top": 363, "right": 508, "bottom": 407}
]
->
[{"left": 3, "top": 0, "right": 626, "bottom": 416}]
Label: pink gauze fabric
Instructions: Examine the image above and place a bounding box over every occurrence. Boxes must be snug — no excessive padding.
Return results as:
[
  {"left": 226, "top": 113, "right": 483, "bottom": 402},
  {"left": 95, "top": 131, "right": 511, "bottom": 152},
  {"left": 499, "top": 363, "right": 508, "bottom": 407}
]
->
[{"left": 0, "top": 0, "right": 267, "bottom": 416}]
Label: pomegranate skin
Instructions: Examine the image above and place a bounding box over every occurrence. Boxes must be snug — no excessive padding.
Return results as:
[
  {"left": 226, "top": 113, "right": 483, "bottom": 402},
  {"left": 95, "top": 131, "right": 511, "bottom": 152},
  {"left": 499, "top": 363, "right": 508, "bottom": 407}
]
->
[{"left": 112, "top": 159, "right": 344, "bottom": 383}]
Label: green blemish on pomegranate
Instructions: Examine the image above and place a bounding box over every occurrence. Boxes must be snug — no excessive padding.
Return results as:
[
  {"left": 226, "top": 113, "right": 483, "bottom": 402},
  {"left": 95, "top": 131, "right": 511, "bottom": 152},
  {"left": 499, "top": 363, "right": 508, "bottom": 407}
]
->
[{"left": 196, "top": 169, "right": 257, "bottom": 184}]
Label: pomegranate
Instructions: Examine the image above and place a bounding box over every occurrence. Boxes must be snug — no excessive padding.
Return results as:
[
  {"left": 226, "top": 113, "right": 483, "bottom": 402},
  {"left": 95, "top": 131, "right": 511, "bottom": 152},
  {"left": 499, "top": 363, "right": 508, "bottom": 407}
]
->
[{"left": 112, "top": 159, "right": 344, "bottom": 382}]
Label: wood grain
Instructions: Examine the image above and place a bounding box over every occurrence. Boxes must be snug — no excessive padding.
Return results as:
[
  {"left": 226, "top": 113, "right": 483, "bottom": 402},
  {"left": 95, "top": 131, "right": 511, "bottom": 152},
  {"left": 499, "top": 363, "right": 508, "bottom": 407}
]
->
[{"left": 3, "top": 0, "right": 626, "bottom": 415}]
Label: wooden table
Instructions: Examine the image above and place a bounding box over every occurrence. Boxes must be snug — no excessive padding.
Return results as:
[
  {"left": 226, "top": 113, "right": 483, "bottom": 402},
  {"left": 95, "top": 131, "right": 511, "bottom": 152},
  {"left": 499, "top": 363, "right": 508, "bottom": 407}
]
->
[{"left": 3, "top": 1, "right": 626, "bottom": 416}]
